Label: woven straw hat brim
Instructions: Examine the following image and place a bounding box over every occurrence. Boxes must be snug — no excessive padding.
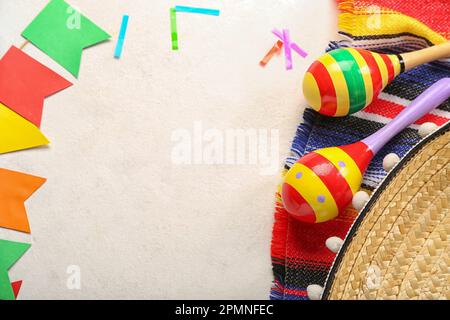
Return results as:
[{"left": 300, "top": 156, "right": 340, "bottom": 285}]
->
[{"left": 323, "top": 122, "right": 450, "bottom": 300}]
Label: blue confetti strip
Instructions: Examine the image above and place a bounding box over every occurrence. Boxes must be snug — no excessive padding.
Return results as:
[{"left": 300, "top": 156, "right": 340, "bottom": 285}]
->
[
  {"left": 114, "top": 15, "right": 129, "bottom": 58},
  {"left": 174, "top": 6, "right": 220, "bottom": 16}
]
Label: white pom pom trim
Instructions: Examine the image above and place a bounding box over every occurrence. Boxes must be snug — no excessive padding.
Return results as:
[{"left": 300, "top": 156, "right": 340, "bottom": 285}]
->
[
  {"left": 326, "top": 236, "right": 344, "bottom": 254},
  {"left": 307, "top": 284, "right": 324, "bottom": 300},
  {"left": 418, "top": 122, "right": 438, "bottom": 138},
  {"left": 352, "top": 190, "right": 370, "bottom": 211},
  {"left": 382, "top": 153, "right": 400, "bottom": 172}
]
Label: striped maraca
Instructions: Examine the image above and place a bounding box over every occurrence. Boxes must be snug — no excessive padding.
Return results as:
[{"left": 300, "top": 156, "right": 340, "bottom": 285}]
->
[
  {"left": 303, "top": 42, "right": 450, "bottom": 117},
  {"left": 283, "top": 78, "right": 450, "bottom": 223}
]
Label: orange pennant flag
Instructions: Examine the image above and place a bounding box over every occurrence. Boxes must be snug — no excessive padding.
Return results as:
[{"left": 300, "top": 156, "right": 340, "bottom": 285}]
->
[{"left": 0, "top": 168, "right": 46, "bottom": 233}]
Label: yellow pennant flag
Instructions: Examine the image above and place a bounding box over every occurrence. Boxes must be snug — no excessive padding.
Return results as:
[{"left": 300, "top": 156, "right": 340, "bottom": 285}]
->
[{"left": 0, "top": 103, "right": 49, "bottom": 154}]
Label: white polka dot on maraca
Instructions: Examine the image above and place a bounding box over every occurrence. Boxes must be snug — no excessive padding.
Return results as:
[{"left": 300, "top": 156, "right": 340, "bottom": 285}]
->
[
  {"left": 383, "top": 153, "right": 400, "bottom": 172},
  {"left": 418, "top": 122, "right": 438, "bottom": 138}
]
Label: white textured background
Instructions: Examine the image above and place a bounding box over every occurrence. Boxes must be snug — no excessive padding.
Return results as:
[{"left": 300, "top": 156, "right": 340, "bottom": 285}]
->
[{"left": 0, "top": 0, "right": 337, "bottom": 299}]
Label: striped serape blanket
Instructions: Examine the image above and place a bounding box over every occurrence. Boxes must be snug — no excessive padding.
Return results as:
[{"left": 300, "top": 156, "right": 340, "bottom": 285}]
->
[{"left": 270, "top": 0, "right": 450, "bottom": 300}]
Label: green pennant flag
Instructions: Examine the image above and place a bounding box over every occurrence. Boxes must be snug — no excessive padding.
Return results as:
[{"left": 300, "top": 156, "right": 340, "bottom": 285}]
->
[
  {"left": 0, "top": 240, "right": 31, "bottom": 300},
  {"left": 22, "top": 0, "right": 110, "bottom": 77}
]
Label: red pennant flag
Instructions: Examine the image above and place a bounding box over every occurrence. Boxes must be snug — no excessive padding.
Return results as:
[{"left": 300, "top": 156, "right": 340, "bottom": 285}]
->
[
  {"left": 11, "top": 281, "right": 23, "bottom": 299},
  {"left": 0, "top": 46, "right": 72, "bottom": 127}
]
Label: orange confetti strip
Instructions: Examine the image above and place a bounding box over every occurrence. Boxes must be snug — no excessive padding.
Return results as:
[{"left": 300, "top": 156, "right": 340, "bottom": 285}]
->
[{"left": 260, "top": 40, "right": 283, "bottom": 67}]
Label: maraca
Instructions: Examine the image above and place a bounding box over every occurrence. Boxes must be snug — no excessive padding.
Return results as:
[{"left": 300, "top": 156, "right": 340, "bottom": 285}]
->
[
  {"left": 303, "top": 42, "right": 450, "bottom": 117},
  {"left": 283, "top": 78, "right": 450, "bottom": 223}
]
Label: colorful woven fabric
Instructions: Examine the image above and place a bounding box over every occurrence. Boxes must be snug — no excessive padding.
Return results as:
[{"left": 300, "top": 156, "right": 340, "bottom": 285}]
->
[{"left": 270, "top": 0, "right": 450, "bottom": 300}]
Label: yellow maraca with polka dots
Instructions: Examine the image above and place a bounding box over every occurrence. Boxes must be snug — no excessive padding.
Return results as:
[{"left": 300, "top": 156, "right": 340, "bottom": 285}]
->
[{"left": 283, "top": 78, "right": 450, "bottom": 223}]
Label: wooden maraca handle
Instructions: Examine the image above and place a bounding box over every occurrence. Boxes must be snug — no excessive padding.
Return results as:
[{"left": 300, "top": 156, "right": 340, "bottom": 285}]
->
[{"left": 401, "top": 41, "right": 450, "bottom": 71}]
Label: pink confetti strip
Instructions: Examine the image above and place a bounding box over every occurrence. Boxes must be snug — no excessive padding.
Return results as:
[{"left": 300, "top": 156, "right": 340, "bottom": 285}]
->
[
  {"left": 282, "top": 29, "right": 292, "bottom": 70},
  {"left": 272, "top": 28, "right": 308, "bottom": 70},
  {"left": 272, "top": 29, "right": 284, "bottom": 39},
  {"left": 290, "top": 43, "right": 308, "bottom": 58}
]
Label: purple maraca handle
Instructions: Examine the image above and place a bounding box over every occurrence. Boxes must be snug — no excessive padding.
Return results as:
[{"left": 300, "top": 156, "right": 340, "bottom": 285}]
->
[{"left": 363, "top": 78, "right": 450, "bottom": 154}]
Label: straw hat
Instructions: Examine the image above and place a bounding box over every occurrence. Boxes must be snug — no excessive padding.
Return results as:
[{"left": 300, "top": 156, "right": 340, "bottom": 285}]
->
[{"left": 323, "top": 122, "right": 450, "bottom": 300}]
